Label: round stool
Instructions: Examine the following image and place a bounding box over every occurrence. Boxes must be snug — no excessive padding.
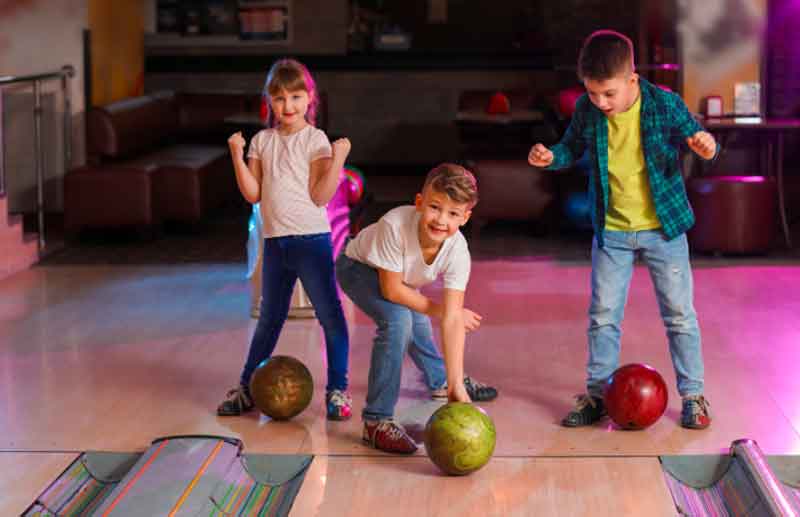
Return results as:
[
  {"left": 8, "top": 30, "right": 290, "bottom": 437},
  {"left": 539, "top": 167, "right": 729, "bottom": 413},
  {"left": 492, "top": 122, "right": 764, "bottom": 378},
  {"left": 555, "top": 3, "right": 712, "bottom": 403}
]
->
[
  {"left": 687, "top": 176, "right": 776, "bottom": 254},
  {"left": 470, "top": 159, "right": 555, "bottom": 237}
]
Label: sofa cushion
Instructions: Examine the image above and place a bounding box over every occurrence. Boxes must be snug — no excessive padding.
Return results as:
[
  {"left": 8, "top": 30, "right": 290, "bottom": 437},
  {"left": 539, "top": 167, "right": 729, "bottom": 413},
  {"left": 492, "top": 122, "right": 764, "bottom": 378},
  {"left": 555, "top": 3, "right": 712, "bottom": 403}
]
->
[
  {"left": 132, "top": 145, "right": 232, "bottom": 223},
  {"left": 88, "top": 94, "right": 179, "bottom": 159},
  {"left": 64, "top": 165, "right": 160, "bottom": 229},
  {"left": 126, "top": 144, "right": 227, "bottom": 171}
]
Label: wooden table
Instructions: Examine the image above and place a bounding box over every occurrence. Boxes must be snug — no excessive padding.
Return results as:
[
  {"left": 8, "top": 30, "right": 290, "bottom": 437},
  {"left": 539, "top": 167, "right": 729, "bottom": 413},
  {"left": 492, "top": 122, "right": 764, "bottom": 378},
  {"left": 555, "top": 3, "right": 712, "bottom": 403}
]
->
[
  {"left": 455, "top": 108, "right": 544, "bottom": 125},
  {"left": 454, "top": 109, "right": 547, "bottom": 160}
]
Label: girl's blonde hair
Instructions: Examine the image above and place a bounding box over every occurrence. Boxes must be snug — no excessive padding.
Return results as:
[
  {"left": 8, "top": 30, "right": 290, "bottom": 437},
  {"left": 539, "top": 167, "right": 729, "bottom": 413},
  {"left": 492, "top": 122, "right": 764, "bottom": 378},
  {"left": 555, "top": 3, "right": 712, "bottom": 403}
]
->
[{"left": 262, "top": 58, "right": 319, "bottom": 127}]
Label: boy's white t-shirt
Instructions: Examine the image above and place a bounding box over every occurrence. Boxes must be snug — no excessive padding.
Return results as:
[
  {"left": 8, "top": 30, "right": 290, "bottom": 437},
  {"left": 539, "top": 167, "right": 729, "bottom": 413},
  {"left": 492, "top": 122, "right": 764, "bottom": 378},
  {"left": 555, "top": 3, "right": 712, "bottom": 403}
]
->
[
  {"left": 248, "top": 125, "right": 332, "bottom": 237},
  {"left": 345, "top": 205, "right": 471, "bottom": 291}
]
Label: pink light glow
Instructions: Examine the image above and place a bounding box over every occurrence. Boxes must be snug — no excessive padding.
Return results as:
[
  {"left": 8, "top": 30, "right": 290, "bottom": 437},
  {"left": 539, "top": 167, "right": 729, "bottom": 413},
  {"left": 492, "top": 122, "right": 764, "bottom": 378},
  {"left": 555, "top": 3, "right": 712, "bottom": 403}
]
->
[{"left": 712, "top": 175, "right": 768, "bottom": 182}]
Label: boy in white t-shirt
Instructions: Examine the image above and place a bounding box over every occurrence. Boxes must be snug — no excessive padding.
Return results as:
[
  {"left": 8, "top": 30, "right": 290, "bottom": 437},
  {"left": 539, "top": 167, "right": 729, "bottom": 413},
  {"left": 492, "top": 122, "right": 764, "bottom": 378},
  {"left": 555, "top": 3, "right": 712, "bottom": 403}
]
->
[{"left": 336, "top": 163, "right": 497, "bottom": 454}]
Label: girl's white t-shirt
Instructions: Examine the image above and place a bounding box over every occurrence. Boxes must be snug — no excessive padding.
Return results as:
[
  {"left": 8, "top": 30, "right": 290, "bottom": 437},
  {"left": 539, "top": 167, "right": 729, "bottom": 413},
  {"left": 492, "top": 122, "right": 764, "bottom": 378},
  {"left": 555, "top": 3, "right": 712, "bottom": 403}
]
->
[
  {"left": 248, "top": 126, "right": 332, "bottom": 237},
  {"left": 345, "top": 205, "right": 471, "bottom": 291}
]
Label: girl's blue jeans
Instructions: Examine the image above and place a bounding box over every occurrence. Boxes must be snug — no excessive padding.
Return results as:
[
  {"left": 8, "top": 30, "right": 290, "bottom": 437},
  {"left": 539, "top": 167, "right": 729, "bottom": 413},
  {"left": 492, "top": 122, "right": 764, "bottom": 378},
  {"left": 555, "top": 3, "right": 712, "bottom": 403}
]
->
[{"left": 240, "top": 233, "right": 349, "bottom": 392}]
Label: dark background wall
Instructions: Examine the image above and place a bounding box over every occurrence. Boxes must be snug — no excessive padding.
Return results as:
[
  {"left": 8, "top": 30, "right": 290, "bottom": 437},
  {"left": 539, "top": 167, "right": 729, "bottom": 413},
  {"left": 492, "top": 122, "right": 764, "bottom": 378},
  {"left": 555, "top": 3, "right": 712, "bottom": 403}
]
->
[
  {"left": 374, "top": 0, "right": 642, "bottom": 64},
  {"left": 145, "top": 0, "right": 666, "bottom": 168}
]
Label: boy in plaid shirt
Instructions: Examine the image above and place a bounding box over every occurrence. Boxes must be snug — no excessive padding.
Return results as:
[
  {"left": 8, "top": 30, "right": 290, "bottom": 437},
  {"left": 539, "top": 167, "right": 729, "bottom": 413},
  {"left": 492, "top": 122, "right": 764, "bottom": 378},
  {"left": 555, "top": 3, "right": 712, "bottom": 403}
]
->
[{"left": 528, "top": 30, "right": 717, "bottom": 429}]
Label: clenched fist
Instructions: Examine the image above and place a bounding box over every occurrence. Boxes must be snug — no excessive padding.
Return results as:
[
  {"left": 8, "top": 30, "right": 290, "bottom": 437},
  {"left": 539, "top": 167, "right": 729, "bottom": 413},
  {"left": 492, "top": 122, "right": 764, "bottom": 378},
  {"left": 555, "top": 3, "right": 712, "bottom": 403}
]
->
[
  {"left": 463, "top": 308, "right": 482, "bottom": 332},
  {"left": 332, "top": 137, "right": 351, "bottom": 160},
  {"left": 228, "top": 132, "right": 246, "bottom": 158},
  {"left": 686, "top": 131, "right": 716, "bottom": 160},
  {"left": 528, "top": 143, "right": 554, "bottom": 167}
]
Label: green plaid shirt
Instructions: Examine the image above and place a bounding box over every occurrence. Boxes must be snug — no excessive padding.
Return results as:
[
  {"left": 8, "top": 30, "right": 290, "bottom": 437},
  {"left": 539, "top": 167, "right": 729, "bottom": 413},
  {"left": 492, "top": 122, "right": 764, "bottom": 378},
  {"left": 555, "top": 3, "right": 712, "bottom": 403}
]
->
[{"left": 548, "top": 78, "right": 712, "bottom": 247}]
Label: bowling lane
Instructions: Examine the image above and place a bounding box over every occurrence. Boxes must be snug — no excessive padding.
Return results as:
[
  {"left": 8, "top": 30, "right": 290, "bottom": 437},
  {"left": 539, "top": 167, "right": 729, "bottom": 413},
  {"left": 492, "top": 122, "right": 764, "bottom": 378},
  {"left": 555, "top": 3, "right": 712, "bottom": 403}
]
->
[
  {"left": 290, "top": 455, "right": 677, "bottom": 516},
  {"left": 0, "top": 452, "right": 79, "bottom": 516}
]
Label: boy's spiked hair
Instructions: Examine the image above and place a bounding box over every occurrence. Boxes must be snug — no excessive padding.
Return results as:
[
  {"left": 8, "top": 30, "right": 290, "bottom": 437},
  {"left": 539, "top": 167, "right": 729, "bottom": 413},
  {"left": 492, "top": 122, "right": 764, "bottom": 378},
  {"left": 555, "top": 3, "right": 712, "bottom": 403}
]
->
[
  {"left": 263, "top": 58, "right": 319, "bottom": 127},
  {"left": 578, "top": 30, "right": 635, "bottom": 81},
  {"left": 422, "top": 163, "right": 479, "bottom": 208}
]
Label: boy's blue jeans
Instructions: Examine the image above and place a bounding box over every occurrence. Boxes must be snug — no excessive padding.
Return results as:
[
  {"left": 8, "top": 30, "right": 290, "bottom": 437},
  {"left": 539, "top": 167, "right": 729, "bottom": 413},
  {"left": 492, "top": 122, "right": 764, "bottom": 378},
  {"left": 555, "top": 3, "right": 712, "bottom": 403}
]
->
[
  {"left": 335, "top": 254, "right": 447, "bottom": 421},
  {"left": 587, "top": 230, "right": 704, "bottom": 398},
  {"left": 241, "top": 233, "right": 349, "bottom": 392}
]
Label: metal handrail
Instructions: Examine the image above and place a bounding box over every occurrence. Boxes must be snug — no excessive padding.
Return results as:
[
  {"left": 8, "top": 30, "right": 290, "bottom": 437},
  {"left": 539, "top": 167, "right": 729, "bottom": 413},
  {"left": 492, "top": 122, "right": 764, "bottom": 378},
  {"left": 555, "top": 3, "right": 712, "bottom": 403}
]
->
[
  {"left": 0, "top": 66, "right": 75, "bottom": 86},
  {"left": 0, "top": 65, "right": 74, "bottom": 251}
]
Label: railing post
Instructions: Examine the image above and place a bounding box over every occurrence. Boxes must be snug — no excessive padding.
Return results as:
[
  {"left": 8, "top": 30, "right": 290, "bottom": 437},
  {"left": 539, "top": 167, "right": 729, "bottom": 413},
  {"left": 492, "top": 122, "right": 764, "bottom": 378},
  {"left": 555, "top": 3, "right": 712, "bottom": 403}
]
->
[
  {"left": 0, "top": 66, "right": 74, "bottom": 252},
  {"left": 61, "top": 66, "right": 72, "bottom": 178},
  {"left": 33, "top": 80, "right": 45, "bottom": 251},
  {"left": 0, "top": 90, "right": 4, "bottom": 197}
]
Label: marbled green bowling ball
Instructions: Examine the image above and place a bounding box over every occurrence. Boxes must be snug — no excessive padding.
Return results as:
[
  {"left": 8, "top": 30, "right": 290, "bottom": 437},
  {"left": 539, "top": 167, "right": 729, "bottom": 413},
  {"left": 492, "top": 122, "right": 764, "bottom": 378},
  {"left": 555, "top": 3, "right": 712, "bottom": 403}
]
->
[
  {"left": 249, "top": 355, "right": 313, "bottom": 420},
  {"left": 424, "top": 402, "right": 496, "bottom": 475}
]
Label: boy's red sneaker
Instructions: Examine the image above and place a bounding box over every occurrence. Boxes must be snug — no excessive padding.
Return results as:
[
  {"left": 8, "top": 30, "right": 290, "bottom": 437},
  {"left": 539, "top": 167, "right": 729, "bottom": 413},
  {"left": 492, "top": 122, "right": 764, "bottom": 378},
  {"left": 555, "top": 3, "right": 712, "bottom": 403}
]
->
[{"left": 362, "top": 420, "right": 418, "bottom": 454}]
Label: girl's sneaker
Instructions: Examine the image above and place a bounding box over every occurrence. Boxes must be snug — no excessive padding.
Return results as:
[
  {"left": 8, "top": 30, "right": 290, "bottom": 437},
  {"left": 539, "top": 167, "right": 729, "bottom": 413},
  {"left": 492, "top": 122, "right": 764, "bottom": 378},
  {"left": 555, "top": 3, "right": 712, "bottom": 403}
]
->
[
  {"left": 681, "top": 395, "right": 712, "bottom": 429},
  {"left": 217, "top": 385, "right": 255, "bottom": 416},
  {"left": 326, "top": 389, "right": 353, "bottom": 421}
]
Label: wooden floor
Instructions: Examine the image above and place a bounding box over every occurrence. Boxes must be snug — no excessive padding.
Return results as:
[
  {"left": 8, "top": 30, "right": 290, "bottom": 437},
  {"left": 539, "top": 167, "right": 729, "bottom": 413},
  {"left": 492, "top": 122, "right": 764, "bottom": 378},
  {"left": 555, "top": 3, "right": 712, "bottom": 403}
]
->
[{"left": 2, "top": 238, "right": 800, "bottom": 515}]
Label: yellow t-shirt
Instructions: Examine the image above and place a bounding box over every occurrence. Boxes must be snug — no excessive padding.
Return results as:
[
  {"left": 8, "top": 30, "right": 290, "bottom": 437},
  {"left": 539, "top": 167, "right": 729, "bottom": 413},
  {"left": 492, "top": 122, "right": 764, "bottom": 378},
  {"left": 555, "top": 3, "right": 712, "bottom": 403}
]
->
[{"left": 604, "top": 95, "right": 661, "bottom": 231}]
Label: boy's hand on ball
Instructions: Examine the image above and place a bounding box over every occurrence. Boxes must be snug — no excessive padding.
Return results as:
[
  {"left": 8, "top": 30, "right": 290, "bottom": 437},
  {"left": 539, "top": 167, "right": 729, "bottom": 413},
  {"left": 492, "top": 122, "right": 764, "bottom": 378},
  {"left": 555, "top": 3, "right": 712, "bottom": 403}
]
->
[{"left": 448, "top": 383, "right": 471, "bottom": 403}]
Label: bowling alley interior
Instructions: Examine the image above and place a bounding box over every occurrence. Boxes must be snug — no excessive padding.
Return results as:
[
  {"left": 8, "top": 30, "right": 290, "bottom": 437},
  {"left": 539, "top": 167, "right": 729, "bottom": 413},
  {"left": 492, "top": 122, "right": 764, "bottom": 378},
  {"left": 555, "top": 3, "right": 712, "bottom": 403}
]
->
[{"left": 2, "top": 1, "right": 800, "bottom": 515}]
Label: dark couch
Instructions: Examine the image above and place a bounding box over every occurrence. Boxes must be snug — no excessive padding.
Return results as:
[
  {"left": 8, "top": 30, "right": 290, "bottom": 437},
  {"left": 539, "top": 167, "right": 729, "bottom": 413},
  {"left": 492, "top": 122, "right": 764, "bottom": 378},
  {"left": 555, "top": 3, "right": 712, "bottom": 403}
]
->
[{"left": 65, "top": 91, "right": 258, "bottom": 234}]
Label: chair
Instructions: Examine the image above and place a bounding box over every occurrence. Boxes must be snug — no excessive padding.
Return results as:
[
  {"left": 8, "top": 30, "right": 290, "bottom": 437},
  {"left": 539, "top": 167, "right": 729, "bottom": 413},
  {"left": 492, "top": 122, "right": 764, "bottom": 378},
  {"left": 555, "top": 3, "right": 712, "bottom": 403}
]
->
[{"left": 687, "top": 176, "right": 776, "bottom": 254}]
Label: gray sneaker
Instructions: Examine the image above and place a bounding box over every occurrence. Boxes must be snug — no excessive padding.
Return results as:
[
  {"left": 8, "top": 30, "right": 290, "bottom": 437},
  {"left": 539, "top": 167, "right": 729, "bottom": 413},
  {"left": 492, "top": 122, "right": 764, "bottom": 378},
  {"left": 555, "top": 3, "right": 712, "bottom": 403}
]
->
[
  {"left": 217, "top": 385, "right": 255, "bottom": 416},
  {"left": 561, "top": 394, "right": 606, "bottom": 427},
  {"left": 430, "top": 376, "right": 498, "bottom": 402}
]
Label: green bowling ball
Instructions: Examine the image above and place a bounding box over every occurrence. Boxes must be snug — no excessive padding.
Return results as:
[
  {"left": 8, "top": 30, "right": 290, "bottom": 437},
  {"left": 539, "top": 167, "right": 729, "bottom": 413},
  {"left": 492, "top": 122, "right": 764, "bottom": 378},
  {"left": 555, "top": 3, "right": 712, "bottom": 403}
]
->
[
  {"left": 249, "top": 355, "right": 313, "bottom": 420},
  {"left": 423, "top": 402, "right": 496, "bottom": 475}
]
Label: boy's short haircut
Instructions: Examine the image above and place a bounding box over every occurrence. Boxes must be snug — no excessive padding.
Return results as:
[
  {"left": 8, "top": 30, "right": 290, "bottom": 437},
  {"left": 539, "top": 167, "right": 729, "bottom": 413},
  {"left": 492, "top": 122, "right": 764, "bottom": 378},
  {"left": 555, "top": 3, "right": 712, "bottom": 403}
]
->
[
  {"left": 422, "top": 163, "right": 479, "bottom": 208},
  {"left": 578, "top": 30, "right": 635, "bottom": 81}
]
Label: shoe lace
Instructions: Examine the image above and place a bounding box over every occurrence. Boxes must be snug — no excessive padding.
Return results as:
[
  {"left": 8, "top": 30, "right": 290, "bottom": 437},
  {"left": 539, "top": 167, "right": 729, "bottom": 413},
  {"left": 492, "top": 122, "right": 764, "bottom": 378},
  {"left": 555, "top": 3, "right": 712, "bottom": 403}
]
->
[
  {"left": 573, "top": 394, "right": 598, "bottom": 412},
  {"left": 464, "top": 376, "right": 488, "bottom": 389},
  {"left": 376, "top": 420, "right": 406, "bottom": 441},
  {"left": 684, "top": 396, "right": 711, "bottom": 416},
  {"left": 226, "top": 386, "right": 250, "bottom": 407},
  {"left": 328, "top": 389, "right": 351, "bottom": 406}
]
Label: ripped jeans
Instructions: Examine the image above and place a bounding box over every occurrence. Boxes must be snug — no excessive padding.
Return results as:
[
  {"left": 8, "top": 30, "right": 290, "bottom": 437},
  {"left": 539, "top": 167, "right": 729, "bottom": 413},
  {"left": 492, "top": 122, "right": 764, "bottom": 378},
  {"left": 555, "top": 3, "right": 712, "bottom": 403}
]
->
[{"left": 586, "top": 230, "right": 704, "bottom": 398}]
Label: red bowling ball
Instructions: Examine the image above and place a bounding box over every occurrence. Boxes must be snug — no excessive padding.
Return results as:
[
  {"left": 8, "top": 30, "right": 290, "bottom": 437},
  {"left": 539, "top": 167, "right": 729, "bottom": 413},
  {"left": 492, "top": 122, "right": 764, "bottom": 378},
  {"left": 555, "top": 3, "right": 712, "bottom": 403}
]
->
[
  {"left": 604, "top": 363, "right": 668, "bottom": 430},
  {"left": 557, "top": 86, "right": 584, "bottom": 119}
]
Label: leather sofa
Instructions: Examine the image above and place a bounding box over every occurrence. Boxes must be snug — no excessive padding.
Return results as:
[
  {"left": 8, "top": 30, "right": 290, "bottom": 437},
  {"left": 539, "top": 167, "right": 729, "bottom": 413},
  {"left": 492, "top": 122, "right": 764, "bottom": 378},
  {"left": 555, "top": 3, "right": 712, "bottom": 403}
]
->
[{"left": 65, "top": 91, "right": 257, "bottom": 235}]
